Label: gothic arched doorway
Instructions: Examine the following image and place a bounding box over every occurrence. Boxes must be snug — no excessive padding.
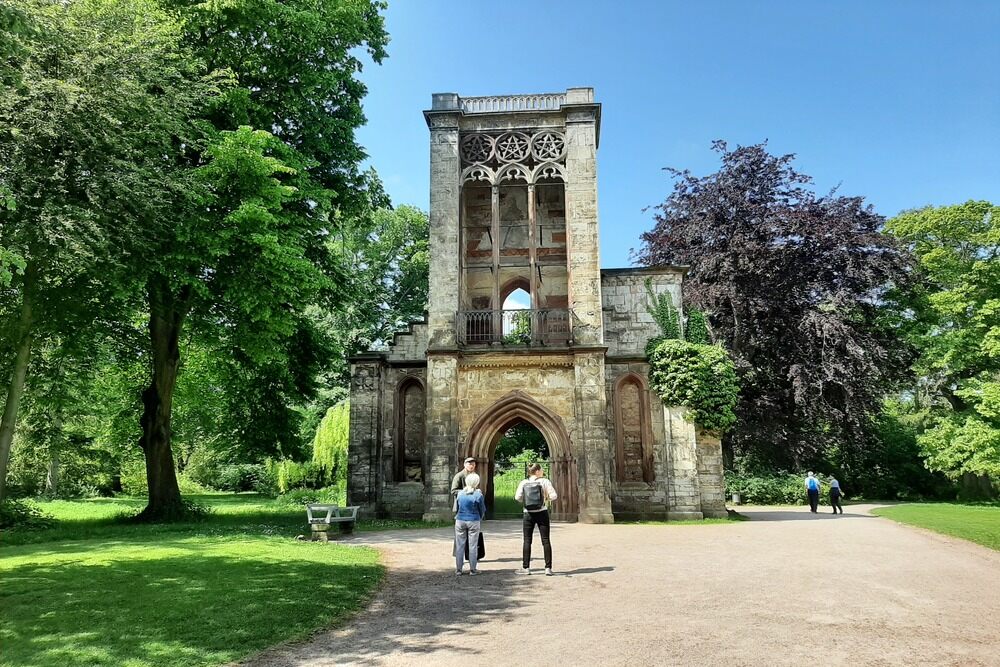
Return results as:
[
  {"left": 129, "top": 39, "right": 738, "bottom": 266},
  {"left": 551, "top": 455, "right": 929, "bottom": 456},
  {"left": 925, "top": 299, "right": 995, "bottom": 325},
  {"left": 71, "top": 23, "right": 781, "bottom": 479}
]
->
[{"left": 465, "top": 391, "right": 579, "bottom": 521}]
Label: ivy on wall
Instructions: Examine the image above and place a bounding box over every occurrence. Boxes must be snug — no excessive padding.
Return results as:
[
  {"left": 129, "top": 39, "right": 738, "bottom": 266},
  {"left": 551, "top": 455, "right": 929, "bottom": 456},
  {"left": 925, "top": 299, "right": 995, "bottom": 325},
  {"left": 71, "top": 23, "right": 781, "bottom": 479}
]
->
[
  {"left": 643, "top": 278, "right": 737, "bottom": 432},
  {"left": 647, "top": 339, "right": 739, "bottom": 433}
]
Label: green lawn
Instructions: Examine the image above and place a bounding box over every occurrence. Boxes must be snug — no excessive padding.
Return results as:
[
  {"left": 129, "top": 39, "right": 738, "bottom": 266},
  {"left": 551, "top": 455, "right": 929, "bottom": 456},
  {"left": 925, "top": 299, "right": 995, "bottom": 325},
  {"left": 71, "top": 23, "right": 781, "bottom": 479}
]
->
[
  {"left": 872, "top": 503, "right": 1000, "bottom": 551},
  {"left": 0, "top": 494, "right": 441, "bottom": 667}
]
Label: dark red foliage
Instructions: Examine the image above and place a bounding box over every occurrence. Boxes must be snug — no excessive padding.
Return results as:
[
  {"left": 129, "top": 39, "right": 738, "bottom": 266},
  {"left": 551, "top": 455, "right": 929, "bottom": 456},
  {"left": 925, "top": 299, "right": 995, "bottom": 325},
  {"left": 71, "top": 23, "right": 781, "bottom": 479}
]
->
[{"left": 635, "top": 142, "right": 915, "bottom": 468}]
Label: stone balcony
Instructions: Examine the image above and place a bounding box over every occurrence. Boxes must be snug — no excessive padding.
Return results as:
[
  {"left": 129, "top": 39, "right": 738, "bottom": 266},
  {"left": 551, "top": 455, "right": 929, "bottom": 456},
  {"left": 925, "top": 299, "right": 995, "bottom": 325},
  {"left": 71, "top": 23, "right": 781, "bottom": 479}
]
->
[{"left": 455, "top": 308, "right": 574, "bottom": 347}]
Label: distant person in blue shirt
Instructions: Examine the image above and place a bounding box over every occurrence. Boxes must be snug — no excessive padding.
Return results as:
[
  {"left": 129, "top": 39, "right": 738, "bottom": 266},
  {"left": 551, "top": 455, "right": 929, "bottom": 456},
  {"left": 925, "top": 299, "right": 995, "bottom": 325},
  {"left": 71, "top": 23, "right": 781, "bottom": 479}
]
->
[
  {"left": 805, "top": 472, "right": 821, "bottom": 513},
  {"left": 454, "top": 472, "right": 486, "bottom": 575}
]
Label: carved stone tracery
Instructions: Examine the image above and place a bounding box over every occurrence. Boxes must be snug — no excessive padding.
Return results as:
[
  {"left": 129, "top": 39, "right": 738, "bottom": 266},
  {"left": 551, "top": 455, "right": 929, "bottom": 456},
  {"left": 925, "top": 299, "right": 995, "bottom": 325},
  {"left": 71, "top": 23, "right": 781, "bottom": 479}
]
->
[{"left": 460, "top": 129, "right": 567, "bottom": 185}]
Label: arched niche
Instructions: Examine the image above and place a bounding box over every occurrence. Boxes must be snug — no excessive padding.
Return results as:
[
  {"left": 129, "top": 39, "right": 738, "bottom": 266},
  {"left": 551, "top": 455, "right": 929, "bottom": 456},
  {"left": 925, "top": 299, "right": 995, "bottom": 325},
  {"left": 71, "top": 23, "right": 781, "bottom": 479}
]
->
[
  {"left": 613, "top": 372, "right": 654, "bottom": 484},
  {"left": 394, "top": 376, "right": 426, "bottom": 483}
]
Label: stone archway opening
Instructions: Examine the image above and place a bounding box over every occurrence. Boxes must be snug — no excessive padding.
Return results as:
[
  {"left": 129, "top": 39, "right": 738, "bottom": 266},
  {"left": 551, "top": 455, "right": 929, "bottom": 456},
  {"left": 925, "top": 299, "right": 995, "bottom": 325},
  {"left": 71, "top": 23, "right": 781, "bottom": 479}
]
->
[
  {"left": 491, "top": 419, "right": 550, "bottom": 518},
  {"left": 465, "top": 390, "right": 579, "bottom": 521}
]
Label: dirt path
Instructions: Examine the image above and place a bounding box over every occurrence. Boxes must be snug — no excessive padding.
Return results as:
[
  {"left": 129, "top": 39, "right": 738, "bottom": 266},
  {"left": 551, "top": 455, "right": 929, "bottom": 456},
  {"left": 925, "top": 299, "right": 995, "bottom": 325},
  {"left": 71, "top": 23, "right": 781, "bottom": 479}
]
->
[{"left": 243, "top": 505, "right": 1000, "bottom": 666}]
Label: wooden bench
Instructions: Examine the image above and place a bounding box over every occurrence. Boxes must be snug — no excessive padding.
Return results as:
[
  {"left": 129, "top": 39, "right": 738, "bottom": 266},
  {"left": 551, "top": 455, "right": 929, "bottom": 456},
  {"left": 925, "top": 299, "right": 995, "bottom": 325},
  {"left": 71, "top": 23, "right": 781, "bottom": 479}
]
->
[{"left": 305, "top": 504, "right": 360, "bottom": 541}]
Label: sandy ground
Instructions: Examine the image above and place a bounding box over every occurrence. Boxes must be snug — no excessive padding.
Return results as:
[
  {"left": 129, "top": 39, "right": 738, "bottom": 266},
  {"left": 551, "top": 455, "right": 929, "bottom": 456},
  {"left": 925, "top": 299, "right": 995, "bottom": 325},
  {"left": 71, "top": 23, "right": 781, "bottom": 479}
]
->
[{"left": 242, "top": 505, "right": 1000, "bottom": 667}]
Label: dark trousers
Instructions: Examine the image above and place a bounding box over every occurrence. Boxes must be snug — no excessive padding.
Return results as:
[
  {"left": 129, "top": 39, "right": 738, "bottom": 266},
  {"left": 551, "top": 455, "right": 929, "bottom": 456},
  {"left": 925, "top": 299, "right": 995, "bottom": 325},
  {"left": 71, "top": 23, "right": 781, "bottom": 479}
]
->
[
  {"left": 807, "top": 489, "right": 819, "bottom": 512},
  {"left": 522, "top": 509, "right": 552, "bottom": 569},
  {"left": 830, "top": 491, "right": 843, "bottom": 514}
]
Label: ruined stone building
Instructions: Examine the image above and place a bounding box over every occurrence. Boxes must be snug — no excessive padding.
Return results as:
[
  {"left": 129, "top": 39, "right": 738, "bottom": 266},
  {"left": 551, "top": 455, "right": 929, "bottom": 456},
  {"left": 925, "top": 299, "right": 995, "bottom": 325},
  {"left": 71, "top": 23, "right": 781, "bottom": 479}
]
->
[{"left": 348, "top": 89, "right": 726, "bottom": 522}]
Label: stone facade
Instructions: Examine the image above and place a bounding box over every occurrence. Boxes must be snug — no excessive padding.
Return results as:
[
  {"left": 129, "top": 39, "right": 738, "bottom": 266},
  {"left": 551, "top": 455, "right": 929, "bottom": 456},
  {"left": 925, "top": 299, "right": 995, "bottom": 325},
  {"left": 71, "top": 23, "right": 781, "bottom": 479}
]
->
[{"left": 348, "top": 89, "right": 726, "bottom": 522}]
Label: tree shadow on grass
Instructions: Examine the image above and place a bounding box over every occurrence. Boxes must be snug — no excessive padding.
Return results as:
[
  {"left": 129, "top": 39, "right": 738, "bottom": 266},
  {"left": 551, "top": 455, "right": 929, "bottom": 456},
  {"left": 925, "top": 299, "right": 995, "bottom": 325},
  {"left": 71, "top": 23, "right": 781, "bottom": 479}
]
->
[{"left": 0, "top": 542, "right": 381, "bottom": 667}]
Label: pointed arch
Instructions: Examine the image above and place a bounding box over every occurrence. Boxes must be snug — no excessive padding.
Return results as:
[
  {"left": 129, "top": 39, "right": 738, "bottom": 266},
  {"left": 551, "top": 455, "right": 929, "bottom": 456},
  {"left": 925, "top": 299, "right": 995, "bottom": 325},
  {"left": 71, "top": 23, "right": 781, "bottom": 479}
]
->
[
  {"left": 465, "top": 390, "right": 571, "bottom": 461},
  {"left": 394, "top": 376, "right": 426, "bottom": 483}
]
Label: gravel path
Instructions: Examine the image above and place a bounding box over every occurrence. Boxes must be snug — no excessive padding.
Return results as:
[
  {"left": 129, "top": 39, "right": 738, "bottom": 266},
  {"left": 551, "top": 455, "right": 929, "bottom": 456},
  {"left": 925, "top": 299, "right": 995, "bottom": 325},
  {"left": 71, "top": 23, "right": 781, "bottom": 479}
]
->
[{"left": 243, "top": 505, "right": 1000, "bottom": 666}]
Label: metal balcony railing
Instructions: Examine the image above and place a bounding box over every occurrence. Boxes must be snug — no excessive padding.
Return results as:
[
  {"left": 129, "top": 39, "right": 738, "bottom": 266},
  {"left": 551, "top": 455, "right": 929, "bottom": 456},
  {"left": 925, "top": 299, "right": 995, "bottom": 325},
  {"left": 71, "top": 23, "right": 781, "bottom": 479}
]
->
[{"left": 456, "top": 309, "right": 573, "bottom": 346}]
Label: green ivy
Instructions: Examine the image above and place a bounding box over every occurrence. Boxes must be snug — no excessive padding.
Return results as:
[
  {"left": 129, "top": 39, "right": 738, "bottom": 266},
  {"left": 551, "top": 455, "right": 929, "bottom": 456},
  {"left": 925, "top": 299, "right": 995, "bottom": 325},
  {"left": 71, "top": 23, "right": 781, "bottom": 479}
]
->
[
  {"left": 647, "top": 339, "right": 739, "bottom": 433},
  {"left": 644, "top": 278, "right": 681, "bottom": 340},
  {"left": 685, "top": 310, "right": 710, "bottom": 344}
]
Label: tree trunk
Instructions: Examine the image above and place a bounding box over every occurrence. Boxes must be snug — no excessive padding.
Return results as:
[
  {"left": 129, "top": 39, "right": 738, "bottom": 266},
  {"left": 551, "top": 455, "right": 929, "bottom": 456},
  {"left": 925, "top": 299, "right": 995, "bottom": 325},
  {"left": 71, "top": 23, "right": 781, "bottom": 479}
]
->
[
  {"left": 136, "top": 275, "right": 190, "bottom": 521},
  {"left": 0, "top": 263, "right": 36, "bottom": 502},
  {"left": 45, "top": 451, "right": 60, "bottom": 495}
]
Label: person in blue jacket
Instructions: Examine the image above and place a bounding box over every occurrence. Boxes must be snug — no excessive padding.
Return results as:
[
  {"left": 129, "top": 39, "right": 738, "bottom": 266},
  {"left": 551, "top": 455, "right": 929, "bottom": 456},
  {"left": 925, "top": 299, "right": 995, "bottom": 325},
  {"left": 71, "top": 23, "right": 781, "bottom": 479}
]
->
[{"left": 454, "top": 472, "right": 486, "bottom": 575}]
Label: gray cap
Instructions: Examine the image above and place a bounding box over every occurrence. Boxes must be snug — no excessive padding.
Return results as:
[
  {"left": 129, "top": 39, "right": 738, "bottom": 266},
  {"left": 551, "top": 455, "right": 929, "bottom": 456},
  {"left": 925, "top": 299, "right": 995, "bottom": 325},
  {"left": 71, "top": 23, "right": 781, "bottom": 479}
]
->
[{"left": 464, "top": 457, "right": 476, "bottom": 464}]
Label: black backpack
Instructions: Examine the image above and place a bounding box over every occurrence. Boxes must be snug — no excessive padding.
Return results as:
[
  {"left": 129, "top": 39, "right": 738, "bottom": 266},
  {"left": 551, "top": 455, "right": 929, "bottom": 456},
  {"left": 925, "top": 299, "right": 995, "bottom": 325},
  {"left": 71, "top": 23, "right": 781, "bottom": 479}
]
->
[{"left": 523, "top": 480, "right": 545, "bottom": 511}]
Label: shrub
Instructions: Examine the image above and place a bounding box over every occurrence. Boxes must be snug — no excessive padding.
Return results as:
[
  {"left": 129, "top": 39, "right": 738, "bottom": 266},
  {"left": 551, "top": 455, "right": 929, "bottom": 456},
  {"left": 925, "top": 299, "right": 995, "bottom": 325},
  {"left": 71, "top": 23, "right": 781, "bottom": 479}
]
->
[
  {"left": 276, "top": 484, "right": 346, "bottom": 507},
  {"left": 647, "top": 339, "right": 739, "bottom": 433},
  {"left": 725, "top": 471, "right": 813, "bottom": 505},
  {"left": 214, "top": 464, "right": 267, "bottom": 493},
  {"left": 0, "top": 499, "right": 56, "bottom": 529}
]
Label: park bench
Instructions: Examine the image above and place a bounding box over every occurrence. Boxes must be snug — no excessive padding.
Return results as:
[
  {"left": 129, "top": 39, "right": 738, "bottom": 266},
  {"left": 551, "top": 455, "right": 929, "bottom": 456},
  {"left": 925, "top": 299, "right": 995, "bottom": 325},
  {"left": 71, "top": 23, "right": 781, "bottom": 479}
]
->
[{"left": 304, "top": 504, "right": 360, "bottom": 541}]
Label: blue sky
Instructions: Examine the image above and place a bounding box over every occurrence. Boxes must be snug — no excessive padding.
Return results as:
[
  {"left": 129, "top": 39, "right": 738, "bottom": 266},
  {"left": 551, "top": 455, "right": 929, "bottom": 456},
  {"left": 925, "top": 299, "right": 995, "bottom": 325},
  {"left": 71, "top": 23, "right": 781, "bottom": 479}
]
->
[{"left": 356, "top": 1, "right": 1000, "bottom": 268}]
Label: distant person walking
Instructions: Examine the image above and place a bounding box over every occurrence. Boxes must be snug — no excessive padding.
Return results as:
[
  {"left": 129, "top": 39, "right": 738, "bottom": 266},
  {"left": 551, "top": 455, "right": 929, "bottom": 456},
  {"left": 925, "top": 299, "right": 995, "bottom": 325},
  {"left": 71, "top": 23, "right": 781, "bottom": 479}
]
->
[
  {"left": 829, "top": 477, "right": 844, "bottom": 515},
  {"left": 454, "top": 473, "right": 486, "bottom": 575},
  {"left": 514, "top": 463, "right": 558, "bottom": 576},
  {"left": 805, "top": 472, "right": 821, "bottom": 513}
]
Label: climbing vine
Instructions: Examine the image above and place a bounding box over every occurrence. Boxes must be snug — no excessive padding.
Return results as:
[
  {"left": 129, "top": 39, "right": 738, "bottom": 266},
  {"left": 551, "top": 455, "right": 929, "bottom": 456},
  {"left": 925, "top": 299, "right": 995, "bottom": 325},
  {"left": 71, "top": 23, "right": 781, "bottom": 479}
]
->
[{"left": 647, "top": 338, "right": 739, "bottom": 434}]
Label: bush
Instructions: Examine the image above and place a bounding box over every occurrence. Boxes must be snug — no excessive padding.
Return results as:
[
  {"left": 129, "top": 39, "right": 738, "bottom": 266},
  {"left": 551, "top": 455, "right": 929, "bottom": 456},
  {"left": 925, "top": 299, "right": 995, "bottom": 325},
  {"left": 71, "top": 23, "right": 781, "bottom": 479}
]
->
[
  {"left": 647, "top": 339, "right": 739, "bottom": 433},
  {"left": 725, "top": 471, "right": 821, "bottom": 505},
  {"left": 118, "top": 459, "right": 209, "bottom": 496},
  {"left": 214, "top": 464, "right": 267, "bottom": 493},
  {"left": 276, "top": 484, "right": 346, "bottom": 507},
  {"left": 0, "top": 499, "right": 56, "bottom": 529}
]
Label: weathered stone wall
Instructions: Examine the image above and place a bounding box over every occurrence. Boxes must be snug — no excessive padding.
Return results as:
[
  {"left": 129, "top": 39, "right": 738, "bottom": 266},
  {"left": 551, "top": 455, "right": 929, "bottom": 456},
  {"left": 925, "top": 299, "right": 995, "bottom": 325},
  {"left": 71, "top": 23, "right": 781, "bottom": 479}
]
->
[
  {"left": 602, "top": 268, "right": 684, "bottom": 358},
  {"left": 563, "top": 89, "right": 604, "bottom": 345},
  {"left": 425, "top": 103, "right": 461, "bottom": 349},
  {"left": 386, "top": 321, "right": 428, "bottom": 362},
  {"left": 697, "top": 429, "right": 728, "bottom": 518},
  {"left": 456, "top": 354, "right": 577, "bottom": 444},
  {"left": 347, "top": 358, "right": 383, "bottom": 516},
  {"left": 423, "top": 354, "right": 459, "bottom": 520},
  {"left": 605, "top": 362, "right": 670, "bottom": 520},
  {"left": 573, "top": 350, "right": 614, "bottom": 522}
]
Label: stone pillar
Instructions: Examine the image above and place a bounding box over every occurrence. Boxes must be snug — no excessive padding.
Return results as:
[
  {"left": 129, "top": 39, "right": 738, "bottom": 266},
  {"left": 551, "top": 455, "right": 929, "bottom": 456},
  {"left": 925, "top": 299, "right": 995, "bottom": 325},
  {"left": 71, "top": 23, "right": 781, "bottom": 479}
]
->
[
  {"left": 665, "top": 406, "right": 704, "bottom": 520},
  {"left": 563, "top": 88, "right": 604, "bottom": 346},
  {"left": 423, "top": 353, "right": 459, "bottom": 521},
  {"left": 424, "top": 95, "right": 462, "bottom": 349},
  {"left": 697, "top": 429, "right": 728, "bottom": 518},
  {"left": 574, "top": 350, "right": 614, "bottom": 523},
  {"left": 347, "top": 358, "right": 383, "bottom": 516}
]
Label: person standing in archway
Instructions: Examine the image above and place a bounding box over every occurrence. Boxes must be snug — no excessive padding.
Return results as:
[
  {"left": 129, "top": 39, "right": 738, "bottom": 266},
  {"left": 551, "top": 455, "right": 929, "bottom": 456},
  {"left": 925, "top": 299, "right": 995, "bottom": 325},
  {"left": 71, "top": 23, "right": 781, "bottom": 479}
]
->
[
  {"left": 452, "top": 457, "right": 485, "bottom": 562},
  {"left": 515, "top": 463, "right": 558, "bottom": 576}
]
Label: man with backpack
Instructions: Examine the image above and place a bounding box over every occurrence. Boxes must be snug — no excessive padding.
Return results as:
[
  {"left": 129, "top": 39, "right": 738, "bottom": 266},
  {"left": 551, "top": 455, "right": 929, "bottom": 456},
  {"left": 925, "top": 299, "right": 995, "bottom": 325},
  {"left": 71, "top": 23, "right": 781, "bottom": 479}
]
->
[
  {"left": 514, "top": 463, "right": 558, "bottom": 576},
  {"left": 805, "top": 471, "right": 821, "bottom": 513}
]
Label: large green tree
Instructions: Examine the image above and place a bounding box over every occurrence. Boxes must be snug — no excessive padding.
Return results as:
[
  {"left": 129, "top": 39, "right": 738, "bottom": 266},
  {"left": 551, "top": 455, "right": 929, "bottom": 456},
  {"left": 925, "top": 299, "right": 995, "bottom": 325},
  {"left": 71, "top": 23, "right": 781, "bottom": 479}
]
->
[
  {"left": 129, "top": 1, "right": 388, "bottom": 518},
  {"left": 886, "top": 202, "right": 1000, "bottom": 496},
  {"left": 0, "top": 0, "right": 216, "bottom": 501},
  {"left": 635, "top": 141, "right": 915, "bottom": 470}
]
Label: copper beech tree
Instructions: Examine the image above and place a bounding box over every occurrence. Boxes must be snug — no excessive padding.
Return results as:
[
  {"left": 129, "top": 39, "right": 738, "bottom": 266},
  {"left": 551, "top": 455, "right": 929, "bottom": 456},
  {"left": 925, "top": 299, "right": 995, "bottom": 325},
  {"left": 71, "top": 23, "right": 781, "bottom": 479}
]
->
[{"left": 636, "top": 141, "right": 915, "bottom": 469}]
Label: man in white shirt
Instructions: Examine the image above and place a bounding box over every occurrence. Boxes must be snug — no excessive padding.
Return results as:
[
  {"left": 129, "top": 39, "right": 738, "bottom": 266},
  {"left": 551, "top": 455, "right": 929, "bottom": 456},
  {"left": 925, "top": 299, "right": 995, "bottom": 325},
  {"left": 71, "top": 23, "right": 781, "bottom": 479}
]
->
[
  {"left": 514, "top": 463, "right": 558, "bottom": 576},
  {"left": 805, "top": 471, "right": 821, "bottom": 513}
]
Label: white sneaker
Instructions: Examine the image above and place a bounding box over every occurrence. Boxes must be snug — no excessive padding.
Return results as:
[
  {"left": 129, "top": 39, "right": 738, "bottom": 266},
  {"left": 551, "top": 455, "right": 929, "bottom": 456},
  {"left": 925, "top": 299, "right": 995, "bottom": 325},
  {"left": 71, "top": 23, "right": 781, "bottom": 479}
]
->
[
  {"left": 515, "top": 567, "right": 531, "bottom": 575},
  {"left": 455, "top": 570, "right": 463, "bottom": 576},
  {"left": 544, "top": 568, "right": 553, "bottom": 576},
  {"left": 469, "top": 570, "right": 480, "bottom": 576}
]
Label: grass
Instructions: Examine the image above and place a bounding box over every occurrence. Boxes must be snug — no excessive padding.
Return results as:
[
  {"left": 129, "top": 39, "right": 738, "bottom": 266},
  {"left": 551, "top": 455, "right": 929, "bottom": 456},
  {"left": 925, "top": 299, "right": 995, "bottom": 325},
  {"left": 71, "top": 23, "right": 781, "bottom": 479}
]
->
[
  {"left": 872, "top": 503, "right": 1000, "bottom": 551},
  {"left": 0, "top": 493, "right": 444, "bottom": 667}
]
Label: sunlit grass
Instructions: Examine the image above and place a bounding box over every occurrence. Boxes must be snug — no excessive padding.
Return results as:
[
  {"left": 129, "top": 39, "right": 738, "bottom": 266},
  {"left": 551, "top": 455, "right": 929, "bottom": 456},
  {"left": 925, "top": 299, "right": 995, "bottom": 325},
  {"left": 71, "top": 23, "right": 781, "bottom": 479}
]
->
[{"left": 872, "top": 503, "right": 1000, "bottom": 551}]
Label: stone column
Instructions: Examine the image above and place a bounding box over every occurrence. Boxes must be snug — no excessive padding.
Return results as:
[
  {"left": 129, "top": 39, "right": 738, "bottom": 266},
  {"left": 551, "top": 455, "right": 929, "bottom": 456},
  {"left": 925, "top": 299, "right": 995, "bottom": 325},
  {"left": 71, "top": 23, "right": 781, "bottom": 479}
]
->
[
  {"left": 347, "top": 358, "right": 384, "bottom": 516},
  {"left": 424, "top": 95, "right": 462, "bottom": 349},
  {"left": 574, "top": 350, "right": 614, "bottom": 523},
  {"left": 563, "top": 88, "right": 604, "bottom": 346},
  {"left": 697, "top": 429, "right": 728, "bottom": 518},
  {"left": 665, "top": 406, "right": 705, "bottom": 520},
  {"left": 423, "top": 353, "right": 459, "bottom": 521}
]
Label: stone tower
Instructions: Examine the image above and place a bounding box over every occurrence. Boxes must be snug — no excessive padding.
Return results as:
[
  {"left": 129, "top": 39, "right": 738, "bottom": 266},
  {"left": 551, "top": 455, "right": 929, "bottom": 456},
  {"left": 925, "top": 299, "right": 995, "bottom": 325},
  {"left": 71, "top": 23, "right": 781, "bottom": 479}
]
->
[{"left": 348, "top": 89, "right": 727, "bottom": 523}]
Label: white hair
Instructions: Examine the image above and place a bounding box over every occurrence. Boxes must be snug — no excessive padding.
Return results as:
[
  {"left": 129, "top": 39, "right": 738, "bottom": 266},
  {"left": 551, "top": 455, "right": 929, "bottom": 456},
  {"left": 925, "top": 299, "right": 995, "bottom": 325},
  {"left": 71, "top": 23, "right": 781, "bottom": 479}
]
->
[{"left": 464, "top": 472, "right": 481, "bottom": 493}]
